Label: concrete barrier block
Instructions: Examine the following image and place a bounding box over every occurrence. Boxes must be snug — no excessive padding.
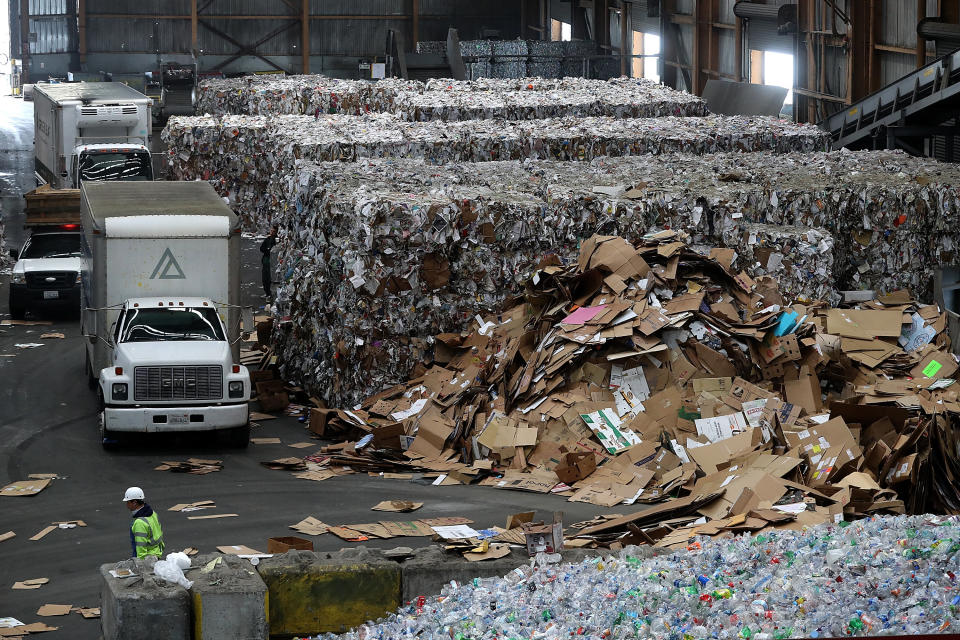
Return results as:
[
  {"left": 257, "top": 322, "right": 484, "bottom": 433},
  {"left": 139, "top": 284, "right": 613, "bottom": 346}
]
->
[
  {"left": 99, "top": 561, "right": 190, "bottom": 640},
  {"left": 256, "top": 547, "right": 401, "bottom": 636},
  {"left": 187, "top": 553, "right": 268, "bottom": 640}
]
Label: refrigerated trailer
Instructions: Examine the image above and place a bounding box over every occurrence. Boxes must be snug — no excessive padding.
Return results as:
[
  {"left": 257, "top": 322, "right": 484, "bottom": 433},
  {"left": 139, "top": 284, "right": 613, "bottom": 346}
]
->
[{"left": 33, "top": 82, "right": 153, "bottom": 190}]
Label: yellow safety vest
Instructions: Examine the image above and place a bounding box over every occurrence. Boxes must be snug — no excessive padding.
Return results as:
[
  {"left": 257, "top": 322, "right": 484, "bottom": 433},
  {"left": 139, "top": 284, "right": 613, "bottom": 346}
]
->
[{"left": 131, "top": 512, "right": 165, "bottom": 559}]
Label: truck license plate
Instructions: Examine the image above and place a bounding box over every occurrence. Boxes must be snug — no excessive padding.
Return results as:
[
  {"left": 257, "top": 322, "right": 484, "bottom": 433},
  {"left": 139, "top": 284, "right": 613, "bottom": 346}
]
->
[
  {"left": 169, "top": 415, "right": 189, "bottom": 425},
  {"left": 43, "top": 290, "right": 59, "bottom": 299}
]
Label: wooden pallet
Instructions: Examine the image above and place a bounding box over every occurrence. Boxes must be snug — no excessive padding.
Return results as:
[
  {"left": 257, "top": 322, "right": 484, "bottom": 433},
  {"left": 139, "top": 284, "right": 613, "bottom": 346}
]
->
[{"left": 24, "top": 185, "right": 81, "bottom": 225}]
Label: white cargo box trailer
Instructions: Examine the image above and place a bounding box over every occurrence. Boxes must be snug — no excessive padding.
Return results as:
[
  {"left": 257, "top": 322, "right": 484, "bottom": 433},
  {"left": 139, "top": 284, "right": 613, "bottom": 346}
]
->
[
  {"left": 80, "top": 182, "right": 250, "bottom": 445},
  {"left": 33, "top": 82, "right": 153, "bottom": 190}
]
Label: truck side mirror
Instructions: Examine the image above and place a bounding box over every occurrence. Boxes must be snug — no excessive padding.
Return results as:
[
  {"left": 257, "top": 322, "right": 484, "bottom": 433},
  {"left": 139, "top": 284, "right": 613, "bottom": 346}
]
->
[
  {"left": 86, "top": 335, "right": 97, "bottom": 345},
  {"left": 8, "top": 249, "right": 17, "bottom": 259}
]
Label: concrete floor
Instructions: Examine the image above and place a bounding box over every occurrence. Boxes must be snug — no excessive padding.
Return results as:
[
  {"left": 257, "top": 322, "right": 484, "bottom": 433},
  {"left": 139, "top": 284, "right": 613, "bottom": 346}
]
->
[{"left": 0, "top": 95, "right": 644, "bottom": 639}]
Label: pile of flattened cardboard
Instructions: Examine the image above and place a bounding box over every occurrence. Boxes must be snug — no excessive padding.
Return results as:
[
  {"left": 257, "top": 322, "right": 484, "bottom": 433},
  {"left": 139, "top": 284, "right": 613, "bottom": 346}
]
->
[{"left": 299, "top": 232, "right": 958, "bottom": 546}]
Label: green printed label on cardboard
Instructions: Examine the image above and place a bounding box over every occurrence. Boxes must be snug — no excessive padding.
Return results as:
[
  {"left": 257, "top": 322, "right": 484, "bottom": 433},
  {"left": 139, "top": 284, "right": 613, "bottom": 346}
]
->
[{"left": 923, "top": 359, "right": 943, "bottom": 378}]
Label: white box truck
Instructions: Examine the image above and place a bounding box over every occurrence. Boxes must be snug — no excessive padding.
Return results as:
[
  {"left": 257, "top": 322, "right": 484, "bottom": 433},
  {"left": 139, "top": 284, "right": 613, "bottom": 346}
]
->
[
  {"left": 81, "top": 182, "right": 251, "bottom": 447},
  {"left": 33, "top": 82, "right": 153, "bottom": 190}
]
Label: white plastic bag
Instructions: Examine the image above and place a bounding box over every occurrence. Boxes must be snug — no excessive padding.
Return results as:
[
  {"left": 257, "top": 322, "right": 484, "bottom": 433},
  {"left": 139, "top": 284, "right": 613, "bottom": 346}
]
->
[
  {"left": 153, "top": 559, "right": 193, "bottom": 589},
  {"left": 166, "top": 552, "right": 192, "bottom": 571}
]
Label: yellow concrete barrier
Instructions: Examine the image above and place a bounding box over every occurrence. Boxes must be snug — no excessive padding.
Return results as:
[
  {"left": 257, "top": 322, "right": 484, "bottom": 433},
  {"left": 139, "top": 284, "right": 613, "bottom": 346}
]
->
[{"left": 257, "top": 549, "right": 401, "bottom": 636}]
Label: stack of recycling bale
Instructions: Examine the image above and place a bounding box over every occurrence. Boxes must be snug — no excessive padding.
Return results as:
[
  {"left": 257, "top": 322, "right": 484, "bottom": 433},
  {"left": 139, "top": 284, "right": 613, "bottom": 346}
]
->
[
  {"left": 167, "top": 74, "right": 960, "bottom": 406},
  {"left": 196, "top": 75, "right": 708, "bottom": 120},
  {"left": 266, "top": 151, "right": 960, "bottom": 406},
  {"left": 162, "top": 113, "right": 828, "bottom": 230}
]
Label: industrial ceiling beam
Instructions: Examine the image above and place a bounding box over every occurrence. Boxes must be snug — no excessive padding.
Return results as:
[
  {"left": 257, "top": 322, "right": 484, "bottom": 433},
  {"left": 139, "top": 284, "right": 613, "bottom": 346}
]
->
[{"left": 87, "top": 13, "right": 413, "bottom": 20}]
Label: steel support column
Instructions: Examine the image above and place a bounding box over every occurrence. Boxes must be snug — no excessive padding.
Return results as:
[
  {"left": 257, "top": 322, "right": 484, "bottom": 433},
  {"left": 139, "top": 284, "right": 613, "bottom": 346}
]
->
[
  {"left": 620, "top": 2, "right": 631, "bottom": 77},
  {"left": 412, "top": 0, "right": 419, "bottom": 46},
  {"left": 191, "top": 0, "right": 198, "bottom": 56},
  {"left": 19, "top": 0, "right": 29, "bottom": 83},
  {"left": 79, "top": 0, "right": 87, "bottom": 65},
  {"left": 301, "top": 0, "right": 309, "bottom": 73},
  {"left": 917, "top": 0, "right": 927, "bottom": 68}
]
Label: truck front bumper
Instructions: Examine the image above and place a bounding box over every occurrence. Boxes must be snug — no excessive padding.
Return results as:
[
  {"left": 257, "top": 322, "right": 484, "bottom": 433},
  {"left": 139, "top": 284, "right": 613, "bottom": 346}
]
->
[
  {"left": 10, "top": 283, "right": 81, "bottom": 309},
  {"left": 103, "top": 402, "right": 249, "bottom": 433}
]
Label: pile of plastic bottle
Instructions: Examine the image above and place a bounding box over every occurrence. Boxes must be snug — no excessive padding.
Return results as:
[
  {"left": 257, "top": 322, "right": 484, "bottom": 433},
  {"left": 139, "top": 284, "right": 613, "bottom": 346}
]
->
[{"left": 296, "top": 515, "right": 960, "bottom": 639}]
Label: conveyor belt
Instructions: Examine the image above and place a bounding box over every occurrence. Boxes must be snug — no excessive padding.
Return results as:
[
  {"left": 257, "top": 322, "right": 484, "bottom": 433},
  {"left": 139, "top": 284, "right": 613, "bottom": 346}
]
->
[{"left": 820, "top": 46, "right": 960, "bottom": 149}]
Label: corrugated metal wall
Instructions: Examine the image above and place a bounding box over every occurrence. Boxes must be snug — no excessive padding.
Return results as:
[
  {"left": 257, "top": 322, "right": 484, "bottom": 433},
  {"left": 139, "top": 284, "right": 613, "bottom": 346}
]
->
[
  {"left": 87, "top": 0, "right": 181, "bottom": 53},
  {"left": 28, "top": 15, "right": 74, "bottom": 52},
  {"left": 740, "top": 0, "right": 794, "bottom": 54},
  {"left": 311, "top": 18, "right": 405, "bottom": 57},
  {"left": 30, "top": 0, "right": 66, "bottom": 15},
  {"left": 630, "top": 1, "right": 659, "bottom": 34},
  {"left": 25, "top": 0, "right": 75, "bottom": 55},
  {"left": 81, "top": 0, "right": 520, "bottom": 58},
  {"left": 7, "top": 0, "right": 949, "bottom": 89},
  {"left": 878, "top": 0, "right": 938, "bottom": 86},
  {"left": 419, "top": 0, "right": 519, "bottom": 41}
]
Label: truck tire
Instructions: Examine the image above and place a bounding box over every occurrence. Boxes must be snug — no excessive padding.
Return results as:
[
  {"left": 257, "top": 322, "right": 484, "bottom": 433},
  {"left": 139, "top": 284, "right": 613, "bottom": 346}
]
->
[
  {"left": 9, "top": 294, "right": 25, "bottom": 320},
  {"left": 97, "top": 391, "right": 120, "bottom": 449},
  {"left": 223, "top": 423, "right": 250, "bottom": 449},
  {"left": 100, "top": 421, "right": 121, "bottom": 450}
]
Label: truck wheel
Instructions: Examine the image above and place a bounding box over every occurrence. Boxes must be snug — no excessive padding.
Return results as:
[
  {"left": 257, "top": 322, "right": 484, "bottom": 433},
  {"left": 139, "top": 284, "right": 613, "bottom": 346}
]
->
[
  {"left": 97, "top": 392, "right": 120, "bottom": 449},
  {"left": 100, "top": 423, "right": 121, "bottom": 450},
  {"left": 223, "top": 424, "right": 250, "bottom": 449},
  {"left": 9, "top": 294, "right": 25, "bottom": 320}
]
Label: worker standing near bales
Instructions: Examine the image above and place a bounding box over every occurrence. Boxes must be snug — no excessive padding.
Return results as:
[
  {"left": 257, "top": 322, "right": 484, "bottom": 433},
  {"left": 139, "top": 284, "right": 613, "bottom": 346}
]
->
[{"left": 123, "top": 487, "right": 164, "bottom": 559}]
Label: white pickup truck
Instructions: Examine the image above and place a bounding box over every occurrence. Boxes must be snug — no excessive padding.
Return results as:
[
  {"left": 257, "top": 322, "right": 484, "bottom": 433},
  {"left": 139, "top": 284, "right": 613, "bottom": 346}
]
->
[{"left": 8, "top": 226, "right": 83, "bottom": 319}]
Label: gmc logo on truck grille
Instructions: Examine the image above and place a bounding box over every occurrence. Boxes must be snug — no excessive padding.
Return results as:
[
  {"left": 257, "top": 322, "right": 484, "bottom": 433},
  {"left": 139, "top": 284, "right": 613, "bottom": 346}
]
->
[{"left": 134, "top": 366, "right": 222, "bottom": 401}]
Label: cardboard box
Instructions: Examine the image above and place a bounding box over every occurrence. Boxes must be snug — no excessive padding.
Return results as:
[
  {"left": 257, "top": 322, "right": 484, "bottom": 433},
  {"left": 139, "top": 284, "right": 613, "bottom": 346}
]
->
[
  {"left": 522, "top": 512, "right": 564, "bottom": 556},
  {"left": 554, "top": 451, "right": 597, "bottom": 484},
  {"left": 249, "top": 370, "right": 275, "bottom": 385},
  {"left": 372, "top": 422, "right": 406, "bottom": 449},
  {"left": 309, "top": 407, "right": 334, "bottom": 436},
  {"left": 267, "top": 536, "right": 314, "bottom": 553},
  {"left": 256, "top": 380, "right": 289, "bottom": 412}
]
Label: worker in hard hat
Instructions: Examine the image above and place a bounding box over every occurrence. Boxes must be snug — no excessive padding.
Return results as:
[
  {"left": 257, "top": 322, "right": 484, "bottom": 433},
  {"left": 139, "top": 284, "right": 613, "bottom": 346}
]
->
[{"left": 123, "top": 487, "right": 165, "bottom": 559}]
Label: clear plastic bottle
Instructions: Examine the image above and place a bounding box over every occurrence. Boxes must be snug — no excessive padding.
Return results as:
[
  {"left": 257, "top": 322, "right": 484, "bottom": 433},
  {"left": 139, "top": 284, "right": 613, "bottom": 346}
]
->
[{"left": 306, "top": 516, "right": 960, "bottom": 640}]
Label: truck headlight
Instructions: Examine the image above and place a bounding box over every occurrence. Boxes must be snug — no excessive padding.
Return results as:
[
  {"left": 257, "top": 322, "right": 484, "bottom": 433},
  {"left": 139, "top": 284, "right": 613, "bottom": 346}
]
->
[
  {"left": 112, "top": 383, "right": 128, "bottom": 401},
  {"left": 11, "top": 273, "right": 25, "bottom": 285},
  {"left": 75, "top": 272, "right": 82, "bottom": 285},
  {"left": 228, "top": 381, "right": 244, "bottom": 398}
]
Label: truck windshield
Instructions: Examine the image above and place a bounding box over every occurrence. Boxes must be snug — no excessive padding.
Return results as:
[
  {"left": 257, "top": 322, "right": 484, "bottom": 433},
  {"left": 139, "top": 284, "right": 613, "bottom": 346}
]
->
[
  {"left": 120, "top": 307, "right": 226, "bottom": 342},
  {"left": 21, "top": 233, "right": 82, "bottom": 258},
  {"left": 78, "top": 152, "right": 153, "bottom": 182}
]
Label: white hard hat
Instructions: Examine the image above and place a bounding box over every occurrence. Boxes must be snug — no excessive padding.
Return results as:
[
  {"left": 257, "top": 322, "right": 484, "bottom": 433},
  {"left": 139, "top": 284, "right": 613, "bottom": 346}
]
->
[{"left": 122, "top": 487, "right": 145, "bottom": 502}]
